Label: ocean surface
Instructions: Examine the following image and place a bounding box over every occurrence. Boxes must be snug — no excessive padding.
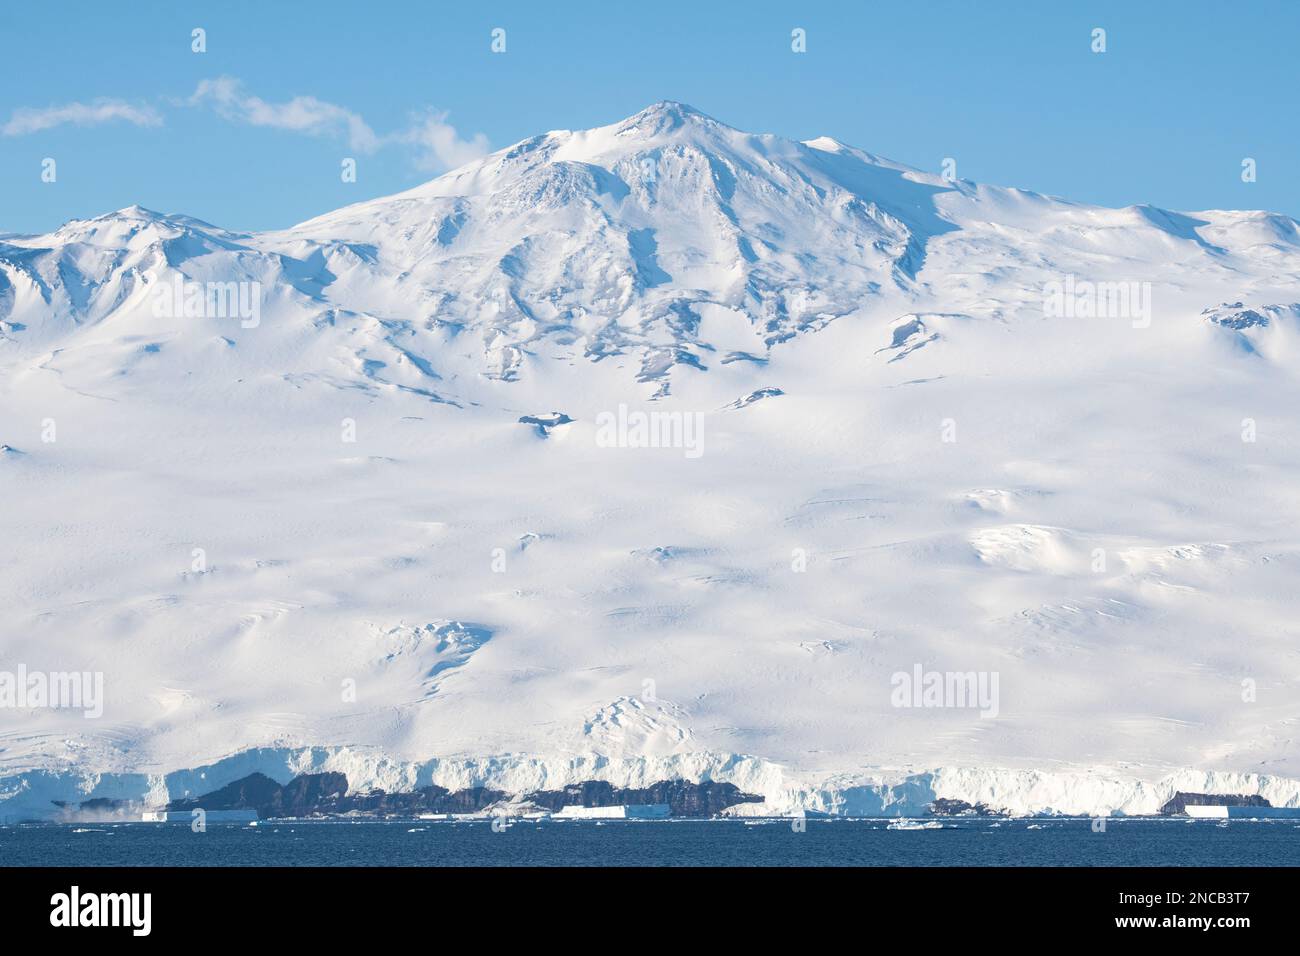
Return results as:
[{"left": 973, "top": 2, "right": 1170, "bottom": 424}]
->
[{"left": 4, "top": 818, "right": 1299, "bottom": 866}]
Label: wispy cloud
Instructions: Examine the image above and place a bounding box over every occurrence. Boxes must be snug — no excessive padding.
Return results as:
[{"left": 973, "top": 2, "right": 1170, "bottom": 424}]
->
[
  {"left": 397, "top": 110, "right": 491, "bottom": 171},
  {"left": 2, "top": 79, "right": 489, "bottom": 175},
  {"left": 2, "top": 99, "right": 163, "bottom": 136},
  {"left": 187, "top": 76, "right": 380, "bottom": 153},
  {"left": 185, "top": 77, "right": 489, "bottom": 172}
]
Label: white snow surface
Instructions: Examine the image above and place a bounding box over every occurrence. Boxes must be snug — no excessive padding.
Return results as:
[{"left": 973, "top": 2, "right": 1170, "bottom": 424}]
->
[{"left": 2, "top": 103, "right": 1299, "bottom": 818}]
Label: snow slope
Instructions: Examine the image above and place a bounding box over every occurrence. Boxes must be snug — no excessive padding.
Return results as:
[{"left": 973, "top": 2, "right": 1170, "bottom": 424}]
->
[{"left": 2, "top": 103, "right": 1299, "bottom": 818}]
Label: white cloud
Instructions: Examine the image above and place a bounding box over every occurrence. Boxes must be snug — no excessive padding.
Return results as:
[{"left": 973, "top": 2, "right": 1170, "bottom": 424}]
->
[
  {"left": 188, "top": 76, "right": 380, "bottom": 153},
  {"left": 0, "top": 80, "right": 488, "bottom": 176},
  {"left": 397, "top": 111, "right": 491, "bottom": 172},
  {"left": 186, "top": 77, "right": 489, "bottom": 172},
  {"left": 2, "top": 99, "right": 163, "bottom": 136}
]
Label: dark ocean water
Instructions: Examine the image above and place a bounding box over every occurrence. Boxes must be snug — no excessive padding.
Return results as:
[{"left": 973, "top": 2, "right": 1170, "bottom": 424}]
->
[{"left": 3, "top": 818, "right": 1299, "bottom": 866}]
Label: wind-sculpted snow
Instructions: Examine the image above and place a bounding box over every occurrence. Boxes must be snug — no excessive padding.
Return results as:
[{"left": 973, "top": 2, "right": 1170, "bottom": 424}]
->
[{"left": 3, "top": 103, "right": 1300, "bottom": 819}]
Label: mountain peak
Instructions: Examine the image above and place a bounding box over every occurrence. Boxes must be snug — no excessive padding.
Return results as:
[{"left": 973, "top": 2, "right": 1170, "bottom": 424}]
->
[
  {"left": 635, "top": 100, "right": 708, "bottom": 118},
  {"left": 110, "top": 203, "right": 165, "bottom": 220},
  {"left": 74, "top": 205, "right": 233, "bottom": 239},
  {"left": 616, "top": 100, "right": 720, "bottom": 136}
]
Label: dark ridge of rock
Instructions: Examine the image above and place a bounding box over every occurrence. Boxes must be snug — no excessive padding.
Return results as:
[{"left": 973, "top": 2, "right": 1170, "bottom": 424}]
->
[
  {"left": 1158, "top": 792, "right": 1272, "bottom": 816},
  {"left": 167, "top": 772, "right": 507, "bottom": 818},
  {"left": 518, "top": 412, "right": 573, "bottom": 437},
  {"left": 78, "top": 797, "right": 134, "bottom": 812},
  {"left": 528, "top": 780, "right": 763, "bottom": 817},
  {"left": 652, "top": 780, "right": 765, "bottom": 816},
  {"left": 335, "top": 785, "right": 506, "bottom": 815},
  {"left": 166, "top": 771, "right": 345, "bottom": 818},
  {"left": 279, "top": 771, "right": 348, "bottom": 813},
  {"left": 528, "top": 780, "right": 620, "bottom": 811},
  {"left": 309, "top": 784, "right": 448, "bottom": 816},
  {"left": 928, "top": 798, "right": 1008, "bottom": 817},
  {"left": 168, "top": 771, "right": 284, "bottom": 815},
  {"left": 1202, "top": 302, "right": 1270, "bottom": 330},
  {"left": 168, "top": 772, "right": 760, "bottom": 819}
]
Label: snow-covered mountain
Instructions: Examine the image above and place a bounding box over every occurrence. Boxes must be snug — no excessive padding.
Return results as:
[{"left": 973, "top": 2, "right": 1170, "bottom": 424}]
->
[{"left": 3, "top": 103, "right": 1300, "bottom": 818}]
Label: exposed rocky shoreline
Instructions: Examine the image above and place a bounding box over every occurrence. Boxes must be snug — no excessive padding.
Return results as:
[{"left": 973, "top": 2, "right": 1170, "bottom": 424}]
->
[
  {"left": 1157, "top": 791, "right": 1272, "bottom": 815},
  {"left": 927, "top": 798, "right": 1011, "bottom": 817},
  {"left": 42, "top": 764, "right": 1284, "bottom": 823},
  {"left": 70, "top": 772, "right": 767, "bottom": 820},
  {"left": 925, "top": 792, "right": 1277, "bottom": 819},
  {"left": 32, "top": 754, "right": 1289, "bottom": 822}
]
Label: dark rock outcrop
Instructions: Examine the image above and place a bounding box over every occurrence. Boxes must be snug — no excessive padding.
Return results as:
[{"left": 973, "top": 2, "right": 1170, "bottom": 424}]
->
[
  {"left": 1159, "top": 792, "right": 1272, "bottom": 815},
  {"left": 78, "top": 797, "right": 135, "bottom": 813},
  {"left": 928, "top": 797, "right": 1008, "bottom": 817},
  {"left": 518, "top": 412, "right": 573, "bottom": 437},
  {"left": 332, "top": 785, "right": 508, "bottom": 815},
  {"left": 279, "top": 772, "right": 349, "bottom": 813},
  {"left": 168, "top": 771, "right": 283, "bottom": 814},
  {"left": 168, "top": 772, "right": 761, "bottom": 819},
  {"left": 168, "top": 771, "right": 347, "bottom": 818},
  {"left": 527, "top": 780, "right": 762, "bottom": 816},
  {"left": 1202, "top": 302, "right": 1270, "bottom": 330}
]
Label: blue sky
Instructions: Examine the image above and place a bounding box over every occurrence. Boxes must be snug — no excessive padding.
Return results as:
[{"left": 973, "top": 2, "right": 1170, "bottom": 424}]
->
[{"left": 1, "top": 1, "right": 1296, "bottom": 234}]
